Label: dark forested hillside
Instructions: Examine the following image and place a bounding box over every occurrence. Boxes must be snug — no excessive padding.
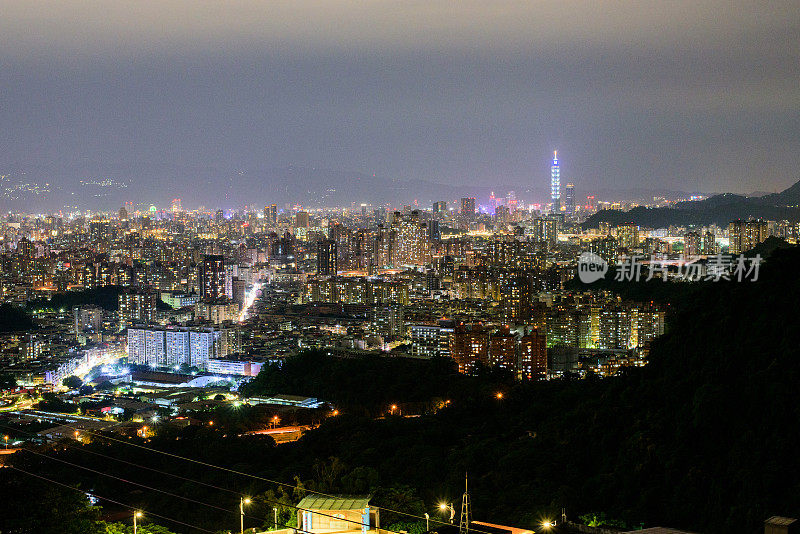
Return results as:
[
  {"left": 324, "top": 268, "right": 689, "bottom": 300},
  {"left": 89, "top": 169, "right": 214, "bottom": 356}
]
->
[{"left": 583, "top": 180, "right": 800, "bottom": 228}]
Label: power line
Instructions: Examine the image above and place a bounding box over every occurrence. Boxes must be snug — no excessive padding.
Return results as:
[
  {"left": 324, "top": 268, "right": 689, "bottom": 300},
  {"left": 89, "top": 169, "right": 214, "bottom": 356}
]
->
[
  {"left": 9, "top": 466, "right": 219, "bottom": 534},
  {"left": 1, "top": 422, "right": 382, "bottom": 534},
  {"left": 6, "top": 419, "right": 490, "bottom": 534}
]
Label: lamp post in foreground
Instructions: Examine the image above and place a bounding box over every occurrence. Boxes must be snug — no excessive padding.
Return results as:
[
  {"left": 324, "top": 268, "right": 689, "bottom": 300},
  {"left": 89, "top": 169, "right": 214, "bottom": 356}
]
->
[{"left": 240, "top": 497, "right": 251, "bottom": 534}]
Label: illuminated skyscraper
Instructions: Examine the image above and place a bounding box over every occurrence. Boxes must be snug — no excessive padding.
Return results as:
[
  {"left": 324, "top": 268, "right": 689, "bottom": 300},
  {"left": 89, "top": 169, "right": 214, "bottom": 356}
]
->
[
  {"left": 550, "top": 151, "right": 560, "bottom": 211},
  {"left": 200, "top": 255, "right": 225, "bottom": 300},
  {"left": 684, "top": 231, "right": 701, "bottom": 256},
  {"left": 295, "top": 211, "right": 310, "bottom": 228},
  {"left": 317, "top": 239, "right": 338, "bottom": 275},
  {"left": 263, "top": 204, "right": 277, "bottom": 225},
  {"left": 564, "top": 183, "right": 575, "bottom": 215},
  {"left": 728, "top": 220, "right": 768, "bottom": 254},
  {"left": 460, "top": 197, "right": 476, "bottom": 218}
]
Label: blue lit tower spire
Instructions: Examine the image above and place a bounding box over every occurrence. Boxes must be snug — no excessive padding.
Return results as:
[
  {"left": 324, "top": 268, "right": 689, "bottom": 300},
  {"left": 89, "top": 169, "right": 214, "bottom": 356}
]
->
[{"left": 550, "top": 150, "right": 561, "bottom": 211}]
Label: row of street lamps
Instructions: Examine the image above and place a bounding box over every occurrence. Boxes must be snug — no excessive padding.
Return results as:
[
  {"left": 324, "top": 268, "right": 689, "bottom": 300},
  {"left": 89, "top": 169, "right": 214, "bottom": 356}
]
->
[
  {"left": 132, "top": 499, "right": 549, "bottom": 534},
  {"left": 132, "top": 497, "right": 279, "bottom": 534}
]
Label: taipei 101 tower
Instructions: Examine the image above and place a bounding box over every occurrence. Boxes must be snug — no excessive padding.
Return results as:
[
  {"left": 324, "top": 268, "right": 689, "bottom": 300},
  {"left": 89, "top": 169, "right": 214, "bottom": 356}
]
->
[{"left": 550, "top": 150, "right": 561, "bottom": 212}]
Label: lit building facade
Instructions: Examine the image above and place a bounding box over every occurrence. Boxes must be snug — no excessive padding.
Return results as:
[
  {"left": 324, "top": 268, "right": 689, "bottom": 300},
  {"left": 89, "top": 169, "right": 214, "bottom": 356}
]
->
[{"left": 550, "top": 151, "right": 561, "bottom": 210}]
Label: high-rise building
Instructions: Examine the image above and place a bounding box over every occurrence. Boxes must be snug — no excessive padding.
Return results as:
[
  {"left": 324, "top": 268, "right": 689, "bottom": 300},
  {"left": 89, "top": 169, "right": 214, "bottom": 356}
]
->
[
  {"left": 118, "top": 290, "right": 157, "bottom": 330},
  {"left": 488, "top": 327, "right": 516, "bottom": 372},
  {"left": 460, "top": 198, "right": 476, "bottom": 218},
  {"left": 702, "top": 231, "right": 717, "bottom": 255},
  {"left": 684, "top": 231, "right": 702, "bottom": 256},
  {"left": 392, "top": 211, "right": 428, "bottom": 266},
  {"left": 495, "top": 205, "right": 510, "bottom": 224},
  {"left": 550, "top": 151, "right": 561, "bottom": 211},
  {"left": 264, "top": 204, "right": 278, "bottom": 225},
  {"left": 518, "top": 327, "right": 547, "bottom": 380},
  {"left": 410, "top": 321, "right": 454, "bottom": 358},
  {"left": 533, "top": 218, "right": 558, "bottom": 248},
  {"left": 195, "top": 299, "right": 240, "bottom": 324},
  {"left": 231, "top": 277, "right": 247, "bottom": 307},
  {"left": 200, "top": 255, "right": 225, "bottom": 300},
  {"left": 295, "top": 211, "right": 310, "bottom": 228},
  {"left": 73, "top": 306, "right": 104, "bottom": 336},
  {"left": 369, "top": 305, "right": 405, "bottom": 338},
  {"left": 128, "top": 325, "right": 238, "bottom": 369},
  {"left": 564, "top": 183, "right": 575, "bottom": 215},
  {"left": 616, "top": 223, "right": 640, "bottom": 250},
  {"left": 433, "top": 201, "right": 447, "bottom": 215},
  {"left": 317, "top": 240, "right": 338, "bottom": 275},
  {"left": 728, "top": 220, "right": 768, "bottom": 255},
  {"left": 452, "top": 323, "right": 489, "bottom": 373},
  {"left": 427, "top": 219, "right": 441, "bottom": 241}
]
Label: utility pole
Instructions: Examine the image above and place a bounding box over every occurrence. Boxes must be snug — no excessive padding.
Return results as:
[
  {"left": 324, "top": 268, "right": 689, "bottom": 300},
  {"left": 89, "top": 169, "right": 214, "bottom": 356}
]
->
[{"left": 459, "top": 473, "right": 471, "bottom": 534}]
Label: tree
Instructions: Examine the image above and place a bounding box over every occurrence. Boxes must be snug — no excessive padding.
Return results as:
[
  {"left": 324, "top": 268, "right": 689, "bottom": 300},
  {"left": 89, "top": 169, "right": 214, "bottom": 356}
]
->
[
  {"left": 0, "top": 471, "right": 103, "bottom": 534},
  {"left": 0, "top": 373, "right": 17, "bottom": 390},
  {"left": 63, "top": 375, "right": 83, "bottom": 389},
  {"left": 36, "top": 392, "right": 77, "bottom": 413},
  {"left": 100, "top": 522, "right": 178, "bottom": 534}
]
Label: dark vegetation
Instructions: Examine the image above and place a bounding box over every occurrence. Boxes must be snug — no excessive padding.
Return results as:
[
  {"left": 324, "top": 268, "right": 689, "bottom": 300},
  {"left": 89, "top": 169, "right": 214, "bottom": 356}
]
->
[
  {"left": 583, "top": 179, "right": 800, "bottom": 228},
  {"left": 240, "top": 352, "right": 510, "bottom": 416},
  {"left": 3, "top": 248, "right": 800, "bottom": 533},
  {"left": 26, "top": 285, "right": 126, "bottom": 312},
  {"left": 0, "top": 303, "right": 35, "bottom": 332}
]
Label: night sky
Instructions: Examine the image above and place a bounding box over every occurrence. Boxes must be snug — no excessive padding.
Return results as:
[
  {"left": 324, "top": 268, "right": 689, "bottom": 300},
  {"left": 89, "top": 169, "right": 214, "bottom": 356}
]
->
[{"left": 1, "top": 2, "right": 798, "bottom": 209}]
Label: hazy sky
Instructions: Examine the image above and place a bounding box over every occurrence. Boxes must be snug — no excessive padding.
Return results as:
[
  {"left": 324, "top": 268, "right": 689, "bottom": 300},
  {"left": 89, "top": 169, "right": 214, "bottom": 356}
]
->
[{"left": 1, "top": 1, "right": 798, "bottom": 201}]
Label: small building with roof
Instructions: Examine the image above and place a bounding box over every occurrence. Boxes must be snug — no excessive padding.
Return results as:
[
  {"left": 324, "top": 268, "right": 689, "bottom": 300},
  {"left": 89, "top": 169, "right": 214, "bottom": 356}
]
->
[
  {"left": 765, "top": 517, "right": 797, "bottom": 534},
  {"left": 296, "top": 495, "right": 379, "bottom": 534}
]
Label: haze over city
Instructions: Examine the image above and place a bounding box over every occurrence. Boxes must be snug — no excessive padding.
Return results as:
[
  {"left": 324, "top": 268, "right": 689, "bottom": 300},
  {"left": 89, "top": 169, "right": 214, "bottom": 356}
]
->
[{"left": 1, "top": 1, "right": 799, "bottom": 212}]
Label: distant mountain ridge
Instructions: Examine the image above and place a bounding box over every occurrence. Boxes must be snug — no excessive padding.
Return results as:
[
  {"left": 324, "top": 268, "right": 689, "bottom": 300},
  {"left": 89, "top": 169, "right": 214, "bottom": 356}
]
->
[
  {"left": 0, "top": 164, "right": 704, "bottom": 212},
  {"left": 584, "top": 178, "right": 800, "bottom": 228}
]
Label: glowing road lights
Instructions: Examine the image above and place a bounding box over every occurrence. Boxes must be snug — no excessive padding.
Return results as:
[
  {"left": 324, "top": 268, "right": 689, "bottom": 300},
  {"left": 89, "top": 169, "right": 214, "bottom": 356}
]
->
[
  {"left": 238, "top": 281, "right": 263, "bottom": 322},
  {"left": 495, "top": 392, "right": 504, "bottom": 400}
]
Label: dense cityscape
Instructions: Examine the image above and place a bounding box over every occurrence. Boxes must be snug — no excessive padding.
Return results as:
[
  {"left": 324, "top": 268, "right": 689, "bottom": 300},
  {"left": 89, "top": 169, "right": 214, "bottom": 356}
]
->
[{"left": 1, "top": 3, "right": 798, "bottom": 534}]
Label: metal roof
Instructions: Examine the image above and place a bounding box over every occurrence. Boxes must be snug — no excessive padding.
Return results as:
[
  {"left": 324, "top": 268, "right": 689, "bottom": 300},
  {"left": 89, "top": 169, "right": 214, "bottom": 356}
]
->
[
  {"left": 297, "top": 495, "right": 371, "bottom": 511},
  {"left": 766, "top": 517, "right": 797, "bottom": 526}
]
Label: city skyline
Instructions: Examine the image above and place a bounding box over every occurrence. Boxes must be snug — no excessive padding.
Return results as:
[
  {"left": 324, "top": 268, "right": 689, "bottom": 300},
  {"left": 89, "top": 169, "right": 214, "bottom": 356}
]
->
[{"left": 1, "top": 2, "right": 798, "bottom": 211}]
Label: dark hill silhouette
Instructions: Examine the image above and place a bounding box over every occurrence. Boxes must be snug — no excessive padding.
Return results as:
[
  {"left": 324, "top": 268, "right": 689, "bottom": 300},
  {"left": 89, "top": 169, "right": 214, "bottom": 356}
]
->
[{"left": 584, "top": 178, "right": 800, "bottom": 228}]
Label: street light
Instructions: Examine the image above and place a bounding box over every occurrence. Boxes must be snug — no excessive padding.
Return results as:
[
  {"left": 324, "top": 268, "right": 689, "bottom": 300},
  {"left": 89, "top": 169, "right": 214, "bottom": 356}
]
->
[
  {"left": 240, "top": 497, "right": 251, "bottom": 534},
  {"left": 540, "top": 520, "right": 554, "bottom": 530},
  {"left": 495, "top": 392, "right": 503, "bottom": 400},
  {"left": 133, "top": 511, "right": 143, "bottom": 534},
  {"left": 438, "top": 503, "right": 455, "bottom": 524},
  {"left": 273, "top": 507, "right": 279, "bottom": 530},
  {"left": 3, "top": 435, "right": 8, "bottom": 449},
  {"left": 424, "top": 513, "right": 429, "bottom": 531}
]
